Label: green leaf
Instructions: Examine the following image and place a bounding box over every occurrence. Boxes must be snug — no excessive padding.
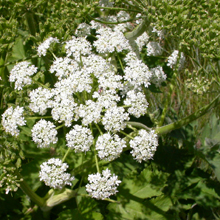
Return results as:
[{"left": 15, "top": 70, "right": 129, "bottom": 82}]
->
[
  {"left": 8, "top": 37, "right": 26, "bottom": 63},
  {"left": 122, "top": 168, "right": 168, "bottom": 199},
  {"left": 107, "top": 198, "right": 174, "bottom": 220},
  {"left": 76, "top": 187, "right": 99, "bottom": 215}
]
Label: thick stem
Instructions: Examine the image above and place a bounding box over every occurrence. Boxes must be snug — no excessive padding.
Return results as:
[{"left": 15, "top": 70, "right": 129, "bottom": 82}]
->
[
  {"left": 19, "top": 177, "right": 45, "bottom": 207},
  {"left": 156, "top": 94, "right": 220, "bottom": 135}
]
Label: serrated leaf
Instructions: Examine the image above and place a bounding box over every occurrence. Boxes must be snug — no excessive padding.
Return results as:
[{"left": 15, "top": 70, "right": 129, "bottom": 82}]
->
[
  {"left": 107, "top": 198, "right": 174, "bottom": 220},
  {"left": 122, "top": 168, "right": 168, "bottom": 199}
]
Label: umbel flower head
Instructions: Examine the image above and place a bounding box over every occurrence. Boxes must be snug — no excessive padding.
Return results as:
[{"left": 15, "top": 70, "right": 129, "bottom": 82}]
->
[
  {"left": 129, "top": 129, "right": 158, "bottom": 163},
  {"left": 86, "top": 168, "right": 121, "bottom": 200},
  {"left": 31, "top": 119, "right": 58, "bottom": 148},
  {"left": 1, "top": 106, "right": 26, "bottom": 136},
  {"left": 39, "top": 158, "right": 75, "bottom": 189},
  {"left": 9, "top": 61, "right": 37, "bottom": 90}
]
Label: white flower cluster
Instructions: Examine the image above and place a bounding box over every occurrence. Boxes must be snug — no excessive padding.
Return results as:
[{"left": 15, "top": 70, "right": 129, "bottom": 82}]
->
[
  {"left": 9, "top": 61, "right": 37, "bottom": 90},
  {"left": 124, "top": 52, "right": 152, "bottom": 88},
  {"left": 146, "top": 41, "right": 163, "bottom": 56},
  {"left": 135, "top": 32, "right": 149, "bottom": 51},
  {"left": 49, "top": 57, "right": 79, "bottom": 80},
  {"left": 102, "top": 106, "right": 129, "bottom": 132},
  {"left": 31, "top": 119, "right": 58, "bottom": 148},
  {"left": 75, "top": 100, "right": 102, "bottom": 126},
  {"left": 150, "top": 66, "right": 167, "bottom": 87},
  {"left": 66, "top": 125, "right": 94, "bottom": 153},
  {"left": 65, "top": 36, "right": 92, "bottom": 60},
  {"left": 167, "top": 50, "right": 185, "bottom": 70},
  {"left": 124, "top": 90, "right": 148, "bottom": 118},
  {"left": 96, "top": 133, "right": 126, "bottom": 161},
  {"left": 94, "top": 27, "right": 131, "bottom": 53},
  {"left": 39, "top": 158, "right": 74, "bottom": 189},
  {"left": 130, "top": 129, "right": 158, "bottom": 163},
  {"left": 86, "top": 168, "right": 121, "bottom": 200},
  {"left": 37, "top": 37, "right": 59, "bottom": 57},
  {"left": 29, "top": 87, "right": 54, "bottom": 115},
  {"left": 2, "top": 106, "right": 26, "bottom": 136}
]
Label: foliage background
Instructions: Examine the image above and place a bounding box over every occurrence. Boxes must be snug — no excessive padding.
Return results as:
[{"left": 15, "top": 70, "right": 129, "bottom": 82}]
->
[{"left": 0, "top": 0, "right": 220, "bottom": 219}]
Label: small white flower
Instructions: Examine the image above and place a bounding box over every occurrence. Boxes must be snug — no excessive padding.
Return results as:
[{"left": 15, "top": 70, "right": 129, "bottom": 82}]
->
[
  {"left": 86, "top": 168, "right": 121, "bottom": 200},
  {"left": 150, "top": 66, "right": 167, "bottom": 87},
  {"left": 146, "top": 41, "right": 163, "bottom": 56},
  {"left": 49, "top": 57, "right": 79, "bottom": 80},
  {"left": 2, "top": 106, "right": 26, "bottom": 136},
  {"left": 124, "top": 52, "right": 152, "bottom": 88},
  {"left": 102, "top": 106, "right": 129, "bottom": 132},
  {"left": 29, "top": 87, "right": 54, "bottom": 115},
  {"left": 39, "top": 158, "right": 75, "bottom": 189},
  {"left": 130, "top": 129, "right": 158, "bottom": 163},
  {"left": 167, "top": 50, "right": 185, "bottom": 70},
  {"left": 94, "top": 27, "right": 131, "bottom": 53},
  {"left": 9, "top": 61, "right": 37, "bottom": 90},
  {"left": 37, "top": 37, "right": 59, "bottom": 57},
  {"left": 66, "top": 125, "right": 94, "bottom": 153},
  {"left": 65, "top": 36, "right": 92, "bottom": 60},
  {"left": 96, "top": 133, "right": 126, "bottom": 161},
  {"left": 124, "top": 90, "right": 149, "bottom": 118},
  {"left": 135, "top": 32, "right": 149, "bottom": 51},
  {"left": 75, "top": 100, "right": 102, "bottom": 126},
  {"left": 31, "top": 119, "right": 58, "bottom": 148}
]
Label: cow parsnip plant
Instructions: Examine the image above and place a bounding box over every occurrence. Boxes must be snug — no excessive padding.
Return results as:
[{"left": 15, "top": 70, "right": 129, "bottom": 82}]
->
[{"left": 0, "top": 0, "right": 220, "bottom": 219}]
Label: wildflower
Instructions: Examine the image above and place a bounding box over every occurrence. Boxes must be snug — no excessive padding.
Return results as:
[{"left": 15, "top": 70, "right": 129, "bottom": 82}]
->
[
  {"left": 124, "top": 52, "right": 152, "bottom": 88},
  {"left": 146, "top": 41, "right": 163, "bottom": 56},
  {"left": 96, "top": 133, "right": 126, "bottom": 161},
  {"left": 2, "top": 106, "right": 26, "bottom": 136},
  {"left": 94, "top": 27, "right": 131, "bottom": 53},
  {"left": 9, "top": 61, "right": 37, "bottom": 90},
  {"left": 31, "top": 119, "right": 58, "bottom": 148},
  {"left": 124, "top": 90, "right": 149, "bottom": 118},
  {"left": 39, "top": 158, "right": 75, "bottom": 189},
  {"left": 66, "top": 125, "right": 94, "bottom": 153},
  {"left": 135, "top": 32, "right": 149, "bottom": 51},
  {"left": 102, "top": 106, "right": 129, "bottom": 132},
  {"left": 29, "top": 87, "right": 54, "bottom": 115},
  {"left": 167, "top": 50, "right": 185, "bottom": 70},
  {"left": 65, "top": 36, "right": 92, "bottom": 60},
  {"left": 130, "top": 129, "right": 158, "bottom": 163},
  {"left": 49, "top": 57, "right": 79, "bottom": 80},
  {"left": 86, "top": 168, "right": 121, "bottom": 200},
  {"left": 150, "top": 66, "right": 167, "bottom": 87},
  {"left": 75, "top": 100, "right": 102, "bottom": 125},
  {"left": 37, "top": 37, "right": 59, "bottom": 57}
]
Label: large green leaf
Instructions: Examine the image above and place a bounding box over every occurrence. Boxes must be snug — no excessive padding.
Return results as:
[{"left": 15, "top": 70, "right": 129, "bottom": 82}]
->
[
  {"left": 121, "top": 168, "right": 168, "bottom": 199},
  {"left": 107, "top": 196, "right": 173, "bottom": 220}
]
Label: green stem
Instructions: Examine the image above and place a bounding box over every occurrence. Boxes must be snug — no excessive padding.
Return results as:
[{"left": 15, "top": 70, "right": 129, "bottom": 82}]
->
[
  {"left": 124, "top": 17, "right": 150, "bottom": 40},
  {"left": 120, "top": 130, "right": 134, "bottom": 139},
  {"left": 124, "top": 17, "right": 150, "bottom": 59},
  {"left": 95, "top": 154, "right": 100, "bottom": 173},
  {"left": 126, "top": 121, "right": 150, "bottom": 130},
  {"left": 18, "top": 175, "right": 45, "bottom": 207},
  {"left": 156, "top": 94, "right": 220, "bottom": 135},
  {"left": 158, "top": 83, "right": 174, "bottom": 127},
  {"left": 62, "top": 147, "right": 71, "bottom": 162}
]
